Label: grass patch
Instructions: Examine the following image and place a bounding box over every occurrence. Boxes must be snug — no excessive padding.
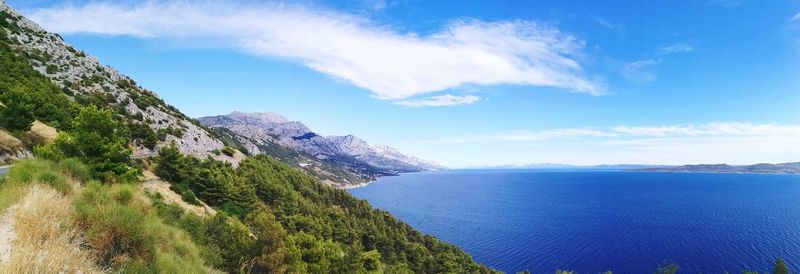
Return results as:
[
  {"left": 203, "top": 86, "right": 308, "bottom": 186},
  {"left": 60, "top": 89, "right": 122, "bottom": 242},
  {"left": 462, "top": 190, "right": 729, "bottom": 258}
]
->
[
  {"left": 72, "top": 182, "right": 216, "bottom": 273},
  {"left": 1, "top": 159, "right": 74, "bottom": 194},
  {"left": 0, "top": 185, "right": 101, "bottom": 274}
]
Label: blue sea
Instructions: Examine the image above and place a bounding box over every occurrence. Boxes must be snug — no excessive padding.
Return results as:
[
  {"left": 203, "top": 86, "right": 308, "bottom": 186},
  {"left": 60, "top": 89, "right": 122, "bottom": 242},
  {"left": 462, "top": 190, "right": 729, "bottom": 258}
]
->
[{"left": 348, "top": 170, "right": 800, "bottom": 273}]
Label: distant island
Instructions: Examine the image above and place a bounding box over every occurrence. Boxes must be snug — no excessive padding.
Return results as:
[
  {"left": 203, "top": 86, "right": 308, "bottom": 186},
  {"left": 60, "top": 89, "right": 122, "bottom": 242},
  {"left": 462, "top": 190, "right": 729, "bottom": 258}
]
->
[
  {"left": 635, "top": 162, "right": 800, "bottom": 174},
  {"left": 475, "top": 162, "right": 800, "bottom": 175}
]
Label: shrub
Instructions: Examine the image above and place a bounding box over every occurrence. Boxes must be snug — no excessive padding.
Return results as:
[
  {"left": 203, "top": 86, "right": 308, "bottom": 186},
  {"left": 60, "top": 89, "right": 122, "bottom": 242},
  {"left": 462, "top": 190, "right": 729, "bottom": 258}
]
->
[
  {"left": 182, "top": 189, "right": 201, "bottom": 205},
  {"left": 56, "top": 158, "right": 91, "bottom": 182},
  {"left": 221, "top": 146, "right": 235, "bottom": 156}
]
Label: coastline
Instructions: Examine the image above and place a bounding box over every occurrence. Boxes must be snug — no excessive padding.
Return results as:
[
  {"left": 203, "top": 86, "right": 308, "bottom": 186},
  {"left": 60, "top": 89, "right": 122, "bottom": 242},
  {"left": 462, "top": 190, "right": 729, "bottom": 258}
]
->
[{"left": 341, "top": 180, "right": 373, "bottom": 190}]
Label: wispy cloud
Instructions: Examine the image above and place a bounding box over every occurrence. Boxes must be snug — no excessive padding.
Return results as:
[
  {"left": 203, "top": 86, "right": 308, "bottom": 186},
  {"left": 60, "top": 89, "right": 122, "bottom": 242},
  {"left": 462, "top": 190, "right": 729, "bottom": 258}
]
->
[
  {"left": 433, "top": 122, "right": 800, "bottom": 166},
  {"left": 25, "top": 1, "right": 603, "bottom": 104},
  {"left": 442, "top": 122, "right": 800, "bottom": 143},
  {"left": 622, "top": 59, "right": 660, "bottom": 84},
  {"left": 395, "top": 94, "right": 480, "bottom": 107},
  {"left": 593, "top": 17, "right": 614, "bottom": 29},
  {"left": 660, "top": 43, "right": 695, "bottom": 54},
  {"left": 446, "top": 122, "right": 800, "bottom": 143},
  {"left": 791, "top": 12, "right": 800, "bottom": 22}
]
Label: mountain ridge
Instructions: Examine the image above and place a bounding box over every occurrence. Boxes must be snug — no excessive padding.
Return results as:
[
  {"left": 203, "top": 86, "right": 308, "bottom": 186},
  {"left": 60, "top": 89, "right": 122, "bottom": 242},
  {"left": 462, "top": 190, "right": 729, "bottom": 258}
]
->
[{"left": 199, "top": 111, "right": 442, "bottom": 187}]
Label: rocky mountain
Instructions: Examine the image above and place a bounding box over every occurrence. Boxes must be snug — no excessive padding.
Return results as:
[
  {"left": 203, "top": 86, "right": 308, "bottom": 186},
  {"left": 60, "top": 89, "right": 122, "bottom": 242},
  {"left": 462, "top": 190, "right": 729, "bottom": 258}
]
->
[
  {"left": 636, "top": 162, "right": 800, "bottom": 174},
  {"left": 0, "top": 2, "right": 232, "bottom": 163},
  {"left": 199, "top": 111, "right": 441, "bottom": 186}
]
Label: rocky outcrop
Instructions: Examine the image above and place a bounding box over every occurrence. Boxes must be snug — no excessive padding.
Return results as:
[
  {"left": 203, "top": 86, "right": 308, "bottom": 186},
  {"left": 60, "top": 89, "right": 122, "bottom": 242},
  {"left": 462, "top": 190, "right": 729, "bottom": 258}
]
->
[{"left": 0, "top": 2, "right": 230, "bottom": 162}]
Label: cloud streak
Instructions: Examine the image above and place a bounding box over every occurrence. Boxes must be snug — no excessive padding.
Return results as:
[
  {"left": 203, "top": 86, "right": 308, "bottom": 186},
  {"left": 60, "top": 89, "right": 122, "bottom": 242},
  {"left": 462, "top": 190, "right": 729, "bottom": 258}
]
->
[
  {"left": 25, "top": 1, "right": 603, "bottom": 103},
  {"left": 395, "top": 94, "right": 480, "bottom": 107},
  {"left": 445, "top": 122, "right": 800, "bottom": 143},
  {"left": 622, "top": 59, "right": 660, "bottom": 84},
  {"left": 432, "top": 122, "right": 800, "bottom": 166}
]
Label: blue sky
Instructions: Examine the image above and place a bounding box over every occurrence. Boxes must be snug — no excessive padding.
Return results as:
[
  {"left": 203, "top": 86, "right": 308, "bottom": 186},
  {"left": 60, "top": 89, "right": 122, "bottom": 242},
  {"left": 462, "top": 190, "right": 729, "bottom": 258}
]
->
[{"left": 8, "top": 0, "right": 800, "bottom": 167}]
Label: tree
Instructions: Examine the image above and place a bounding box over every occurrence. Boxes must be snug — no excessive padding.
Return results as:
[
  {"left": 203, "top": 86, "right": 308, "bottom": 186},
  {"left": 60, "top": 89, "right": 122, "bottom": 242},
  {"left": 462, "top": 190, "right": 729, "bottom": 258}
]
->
[
  {"left": 155, "top": 142, "right": 183, "bottom": 183},
  {"left": 0, "top": 87, "right": 35, "bottom": 131},
  {"left": 48, "top": 105, "right": 134, "bottom": 182},
  {"left": 773, "top": 258, "right": 789, "bottom": 274}
]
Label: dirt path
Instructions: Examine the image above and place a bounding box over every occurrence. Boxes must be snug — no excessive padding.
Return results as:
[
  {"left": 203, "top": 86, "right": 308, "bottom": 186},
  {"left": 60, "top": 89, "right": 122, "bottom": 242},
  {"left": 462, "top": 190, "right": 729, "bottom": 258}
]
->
[{"left": 0, "top": 206, "right": 16, "bottom": 265}]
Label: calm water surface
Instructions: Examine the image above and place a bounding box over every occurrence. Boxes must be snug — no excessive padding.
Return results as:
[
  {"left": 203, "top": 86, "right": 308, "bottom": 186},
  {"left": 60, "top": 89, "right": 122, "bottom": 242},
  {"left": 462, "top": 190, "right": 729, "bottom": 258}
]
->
[{"left": 348, "top": 170, "right": 800, "bottom": 273}]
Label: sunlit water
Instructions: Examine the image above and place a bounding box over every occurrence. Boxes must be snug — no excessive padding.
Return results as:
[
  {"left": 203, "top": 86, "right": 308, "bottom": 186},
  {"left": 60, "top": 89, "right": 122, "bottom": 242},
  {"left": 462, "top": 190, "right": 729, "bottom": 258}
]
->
[{"left": 349, "top": 170, "right": 800, "bottom": 273}]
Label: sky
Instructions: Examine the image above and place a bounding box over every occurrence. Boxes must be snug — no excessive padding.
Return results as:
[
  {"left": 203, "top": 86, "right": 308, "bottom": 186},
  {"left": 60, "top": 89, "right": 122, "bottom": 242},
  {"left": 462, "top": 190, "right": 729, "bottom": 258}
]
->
[{"left": 7, "top": 0, "right": 800, "bottom": 167}]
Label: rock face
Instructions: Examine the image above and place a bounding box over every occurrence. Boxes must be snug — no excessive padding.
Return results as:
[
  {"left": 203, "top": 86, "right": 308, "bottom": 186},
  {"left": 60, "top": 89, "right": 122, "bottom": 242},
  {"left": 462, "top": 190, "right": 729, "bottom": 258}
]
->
[
  {"left": 200, "top": 112, "right": 441, "bottom": 186},
  {"left": 0, "top": 2, "right": 228, "bottom": 161}
]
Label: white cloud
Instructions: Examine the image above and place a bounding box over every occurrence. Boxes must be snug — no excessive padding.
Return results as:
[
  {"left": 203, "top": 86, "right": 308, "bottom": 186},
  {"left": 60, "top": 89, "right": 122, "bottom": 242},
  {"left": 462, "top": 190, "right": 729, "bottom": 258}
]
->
[
  {"left": 622, "top": 59, "right": 660, "bottom": 83},
  {"left": 660, "top": 43, "right": 694, "bottom": 54},
  {"left": 395, "top": 94, "right": 480, "bottom": 107},
  {"left": 25, "top": 1, "right": 603, "bottom": 102},
  {"left": 432, "top": 122, "right": 800, "bottom": 166},
  {"left": 791, "top": 12, "right": 800, "bottom": 22}
]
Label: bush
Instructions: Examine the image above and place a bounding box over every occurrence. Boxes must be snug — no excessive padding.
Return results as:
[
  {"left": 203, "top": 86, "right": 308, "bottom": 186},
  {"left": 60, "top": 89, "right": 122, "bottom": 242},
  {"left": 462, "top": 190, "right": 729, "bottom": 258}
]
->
[
  {"left": 39, "top": 106, "right": 136, "bottom": 182},
  {"left": 221, "top": 146, "right": 235, "bottom": 156},
  {"left": 56, "top": 158, "right": 91, "bottom": 182},
  {"left": 181, "top": 189, "right": 200, "bottom": 205}
]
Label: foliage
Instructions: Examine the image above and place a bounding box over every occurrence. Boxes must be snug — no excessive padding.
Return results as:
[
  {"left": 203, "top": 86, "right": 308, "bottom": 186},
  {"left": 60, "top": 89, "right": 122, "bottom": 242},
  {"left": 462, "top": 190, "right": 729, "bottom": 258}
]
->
[
  {"left": 221, "top": 146, "right": 235, "bottom": 156},
  {"left": 154, "top": 151, "right": 496, "bottom": 273},
  {"left": 0, "top": 40, "right": 78, "bottom": 131},
  {"left": 37, "top": 106, "right": 137, "bottom": 182}
]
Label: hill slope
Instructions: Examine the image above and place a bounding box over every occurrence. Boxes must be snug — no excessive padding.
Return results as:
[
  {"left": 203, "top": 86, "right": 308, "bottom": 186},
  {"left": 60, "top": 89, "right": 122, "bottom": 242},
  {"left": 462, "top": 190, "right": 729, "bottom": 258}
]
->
[{"left": 0, "top": 1, "right": 229, "bottom": 162}]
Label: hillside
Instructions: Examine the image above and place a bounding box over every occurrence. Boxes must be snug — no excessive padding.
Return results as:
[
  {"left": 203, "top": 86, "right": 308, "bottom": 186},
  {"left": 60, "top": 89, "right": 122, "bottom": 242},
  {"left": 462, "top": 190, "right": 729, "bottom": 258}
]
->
[
  {"left": 0, "top": 1, "right": 230, "bottom": 162},
  {"left": 200, "top": 111, "right": 441, "bottom": 187},
  {"left": 637, "top": 162, "right": 800, "bottom": 174},
  {"left": 0, "top": 1, "right": 495, "bottom": 273}
]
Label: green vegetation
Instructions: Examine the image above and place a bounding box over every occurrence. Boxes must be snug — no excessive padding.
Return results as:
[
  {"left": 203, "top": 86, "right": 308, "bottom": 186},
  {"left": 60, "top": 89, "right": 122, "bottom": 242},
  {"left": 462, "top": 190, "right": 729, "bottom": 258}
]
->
[
  {"left": 0, "top": 40, "right": 78, "bottom": 131},
  {"left": 154, "top": 144, "right": 496, "bottom": 273},
  {"left": 37, "top": 105, "right": 138, "bottom": 183}
]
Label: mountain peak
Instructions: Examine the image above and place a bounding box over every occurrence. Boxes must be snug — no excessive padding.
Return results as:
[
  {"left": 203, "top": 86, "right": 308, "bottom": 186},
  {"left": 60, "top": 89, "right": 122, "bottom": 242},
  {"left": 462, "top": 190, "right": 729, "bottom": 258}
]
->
[{"left": 228, "top": 111, "right": 290, "bottom": 124}]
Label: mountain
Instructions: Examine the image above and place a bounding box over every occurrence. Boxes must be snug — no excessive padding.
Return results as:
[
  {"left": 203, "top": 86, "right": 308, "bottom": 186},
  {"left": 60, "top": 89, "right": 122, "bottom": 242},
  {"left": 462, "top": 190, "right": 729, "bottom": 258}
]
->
[
  {"left": 637, "top": 162, "right": 800, "bottom": 174},
  {"left": 199, "top": 111, "right": 441, "bottom": 187},
  {"left": 0, "top": 1, "right": 233, "bottom": 163}
]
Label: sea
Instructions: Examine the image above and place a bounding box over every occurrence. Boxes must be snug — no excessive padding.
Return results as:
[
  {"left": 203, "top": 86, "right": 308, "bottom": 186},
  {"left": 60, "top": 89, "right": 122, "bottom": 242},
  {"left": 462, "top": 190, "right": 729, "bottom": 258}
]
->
[{"left": 348, "top": 169, "right": 800, "bottom": 273}]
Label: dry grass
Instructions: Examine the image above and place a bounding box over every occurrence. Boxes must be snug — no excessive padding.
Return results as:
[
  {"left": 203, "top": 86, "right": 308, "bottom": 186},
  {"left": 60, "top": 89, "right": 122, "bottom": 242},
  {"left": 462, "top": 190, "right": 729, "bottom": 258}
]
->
[
  {"left": 141, "top": 171, "right": 216, "bottom": 217},
  {"left": 0, "top": 185, "right": 101, "bottom": 274},
  {"left": 0, "top": 131, "right": 23, "bottom": 155},
  {"left": 26, "top": 121, "right": 57, "bottom": 145}
]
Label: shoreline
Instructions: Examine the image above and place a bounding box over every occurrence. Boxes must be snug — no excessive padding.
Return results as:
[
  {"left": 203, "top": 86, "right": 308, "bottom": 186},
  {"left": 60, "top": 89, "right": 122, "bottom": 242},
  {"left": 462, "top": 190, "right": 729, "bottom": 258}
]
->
[{"left": 340, "top": 180, "right": 373, "bottom": 190}]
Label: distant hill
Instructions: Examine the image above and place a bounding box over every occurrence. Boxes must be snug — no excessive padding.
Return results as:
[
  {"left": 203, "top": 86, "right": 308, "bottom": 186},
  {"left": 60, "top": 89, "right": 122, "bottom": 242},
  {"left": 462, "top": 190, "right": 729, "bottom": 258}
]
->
[
  {"left": 636, "top": 162, "right": 800, "bottom": 174},
  {"left": 473, "top": 163, "right": 671, "bottom": 170},
  {"left": 199, "top": 111, "right": 442, "bottom": 187}
]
